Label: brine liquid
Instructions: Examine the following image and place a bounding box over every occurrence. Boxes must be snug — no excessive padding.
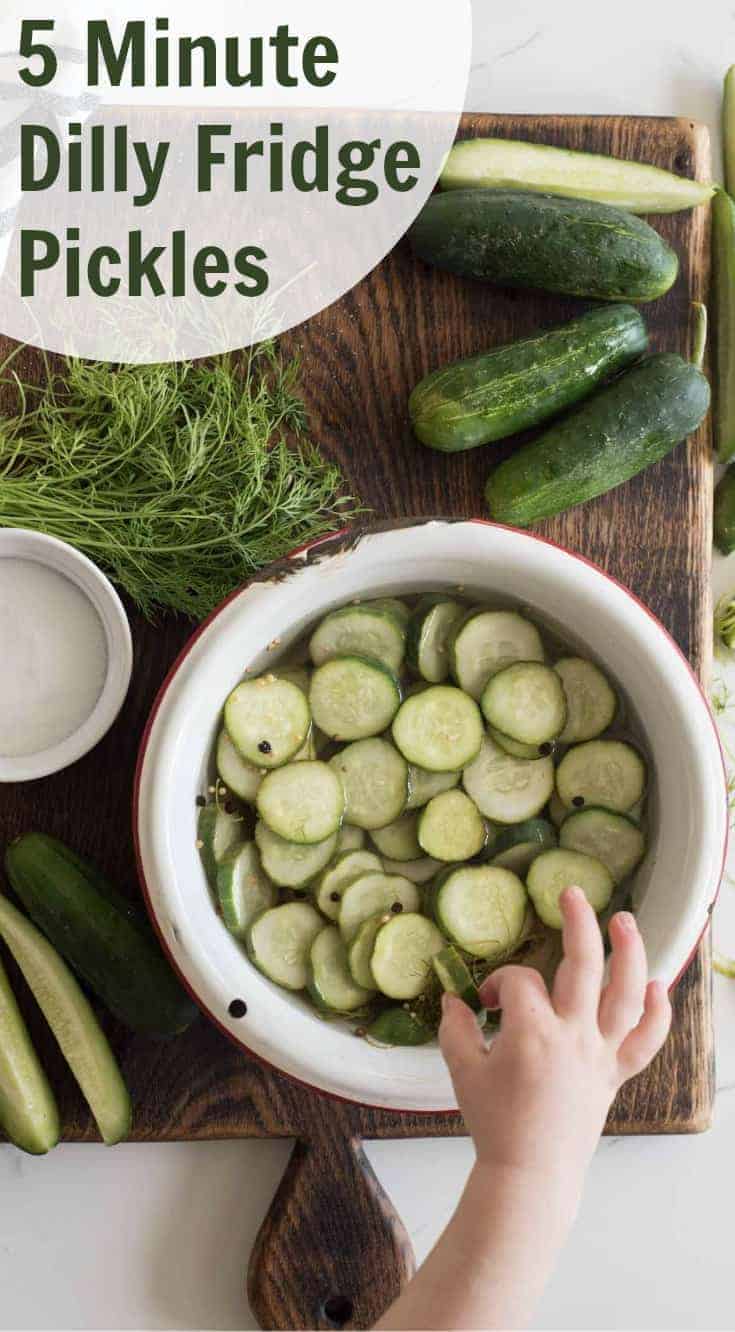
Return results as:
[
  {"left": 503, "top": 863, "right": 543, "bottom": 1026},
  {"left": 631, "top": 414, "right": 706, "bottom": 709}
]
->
[{"left": 0, "top": 558, "right": 108, "bottom": 757}]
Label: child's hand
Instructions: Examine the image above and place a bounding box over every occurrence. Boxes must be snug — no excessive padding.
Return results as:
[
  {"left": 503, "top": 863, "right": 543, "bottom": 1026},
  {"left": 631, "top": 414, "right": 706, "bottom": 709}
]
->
[{"left": 439, "top": 888, "right": 672, "bottom": 1185}]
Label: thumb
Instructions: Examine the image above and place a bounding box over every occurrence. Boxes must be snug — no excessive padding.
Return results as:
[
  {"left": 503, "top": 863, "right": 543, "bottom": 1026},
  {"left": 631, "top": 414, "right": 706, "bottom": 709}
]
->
[{"left": 439, "top": 992, "right": 486, "bottom": 1089}]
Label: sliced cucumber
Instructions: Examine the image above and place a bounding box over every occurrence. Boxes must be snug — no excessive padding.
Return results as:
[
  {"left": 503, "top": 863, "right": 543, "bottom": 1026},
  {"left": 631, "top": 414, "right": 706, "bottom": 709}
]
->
[
  {"left": 381, "top": 855, "right": 442, "bottom": 884},
  {"left": 197, "top": 806, "right": 243, "bottom": 886},
  {"left": 450, "top": 610, "right": 544, "bottom": 699},
  {"left": 406, "top": 765, "right": 461, "bottom": 810},
  {"left": 366, "top": 1007, "right": 433, "bottom": 1046},
  {"left": 309, "top": 656, "right": 401, "bottom": 741},
  {"left": 256, "top": 761, "right": 344, "bottom": 844},
  {"left": 392, "top": 686, "right": 484, "bottom": 772},
  {"left": 432, "top": 945, "right": 483, "bottom": 1012},
  {"left": 559, "top": 807, "right": 646, "bottom": 884},
  {"left": 418, "top": 790, "right": 488, "bottom": 862},
  {"left": 338, "top": 873, "right": 420, "bottom": 942},
  {"left": 370, "top": 813, "right": 422, "bottom": 862},
  {"left": 434, "top": 865, "right": 528, "bottom": 960},
  {"left": 368, "top": 597, "right": 411, "bottom": 625},
  {"left": 216, "top": 730, "right": 263, "bottom": 803},
  {"left": 224, "top": 676, "right": 311, "bottom": 769},
  {"left": 254, "top": 821, "right": 338, "bottom": 888},
  {"left": 314, "top": 850, "right": 383, "bottom": 921},
  {"left": 556, "top": 740, "right": 646, "bottom": 813},
  {"left": 407, "top": 599, "right": 465, "bottom": 683},
  {"left": 462, "top": 735, "right": 554, "bottom": 824},
  {"left": 337, "top": 825, "right": 366, "bottom": 853},
  {"left": 0, "top": 894, "right": 131, "bottom": 1146},
  {"left": 490, "top": 819, "right": 557, "bottom": 876},
  {"left": 548, "top": 789, "right": 568, "bottom": 829},
  {"left": 330, "top": 738, "right": 408, "bottom": 830},
  {"left": 247, "top": 902, "right": 324, "bottom": 991},
  {"left": 310, "top": 606, "right": 406, "bottom": 673},
  {"left": 488, "top": 726, "right": 553, "bottom": 760},
  {"left": 308, "top": 927, "right": 374, "bottom": 1010},
  {"left": 370, "top": 913, "right": 445, "bottom": 1000},
  {"left": 481, "top": 662, "right": 567, "bottom": 745},
  {"left": 526, "top": 848, "right": 615, "bottom": 929},
  {"left": 215, "top": 843, "right": 277, "bottom": 939},
  {"left": 554, "top": 658, "right": 617, "bottom": 744},
  {"left": 348, "top": 913, "right": 390, "bottom": 989},
  {"left": 0, "top": 954, "right": 59, "bottom": 1155}
]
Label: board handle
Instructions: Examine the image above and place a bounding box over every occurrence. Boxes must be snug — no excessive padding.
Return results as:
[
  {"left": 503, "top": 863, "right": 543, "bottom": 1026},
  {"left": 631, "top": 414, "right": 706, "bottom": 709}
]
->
[{"left": 247, "top": 1127, "right": 415, "bottom": 1330}]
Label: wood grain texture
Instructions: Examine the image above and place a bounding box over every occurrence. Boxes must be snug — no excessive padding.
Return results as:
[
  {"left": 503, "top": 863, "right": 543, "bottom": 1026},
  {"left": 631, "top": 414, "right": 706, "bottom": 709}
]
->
[{"left": 0, "top": 112, "right": 715, "bottom": 1330}]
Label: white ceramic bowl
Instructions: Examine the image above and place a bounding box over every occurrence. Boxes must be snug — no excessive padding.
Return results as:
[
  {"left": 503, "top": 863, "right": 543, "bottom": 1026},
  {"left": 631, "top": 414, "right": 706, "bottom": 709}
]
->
[
  {"left": 0, "top": 529, "right": 133, "bottom": 782},
  {"left": 134, "top": 521, "right": 728, "bottom": 1112}
]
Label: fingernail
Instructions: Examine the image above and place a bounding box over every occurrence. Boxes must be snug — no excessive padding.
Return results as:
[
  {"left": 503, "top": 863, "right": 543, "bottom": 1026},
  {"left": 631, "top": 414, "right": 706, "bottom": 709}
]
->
[
  {"left": 563, "top": 885, "right": 584, "bottom": 903},
  {"left": 618, "top": 912, "right": 637, "bottom": 931}
]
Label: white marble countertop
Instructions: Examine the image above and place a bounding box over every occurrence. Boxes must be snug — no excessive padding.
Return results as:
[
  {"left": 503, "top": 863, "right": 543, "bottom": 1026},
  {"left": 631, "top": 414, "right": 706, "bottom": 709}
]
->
[{"left": 3, "top": 4, "right": 735, "bottom": 1328}]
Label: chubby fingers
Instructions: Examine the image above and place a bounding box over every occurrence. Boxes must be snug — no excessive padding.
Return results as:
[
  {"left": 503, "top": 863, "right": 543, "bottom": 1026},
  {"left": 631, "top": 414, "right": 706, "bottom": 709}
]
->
[
  {"left": 598, "top": 911, "right": 648, "bottom": 1043},
  {"left": 551, "top": 887, "right": 605, "bottom": 1019},
  {"left": 479, "top": 963, "right": 553, "bottom": 1026},
  {"left": 439, "top": 992, "right": 486, "bottom": 1091},
  {"left": 616, "top": 980, "right": 672, "bottom": 1078}
]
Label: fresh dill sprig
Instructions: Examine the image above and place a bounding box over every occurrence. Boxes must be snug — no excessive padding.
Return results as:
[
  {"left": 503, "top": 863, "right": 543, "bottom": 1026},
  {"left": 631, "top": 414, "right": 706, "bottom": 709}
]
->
[
  {"left": 715, "top": 593, "right": 735, "bottom": 654},
  {"left": 0, "top": 344, "right": 364, "bottom": 619}
]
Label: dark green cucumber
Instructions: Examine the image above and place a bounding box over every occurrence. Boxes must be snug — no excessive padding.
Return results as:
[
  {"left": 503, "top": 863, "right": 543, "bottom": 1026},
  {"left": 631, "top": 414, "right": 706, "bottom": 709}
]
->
[
  {"left": 408, "top": 190, "right": 679, "bottom": 303},
  {"left": 715, "top": 468, "right": 735, "bottom": 554},
  {"left": 4, "top": 834, "right": 197, "bottom": 1038},
  {"left": 365, "top": 1007, "right": 433, "bottom": 1046},
  {"left": 712, "top": 189, "right": 735, "bottom": 461},
  {"left": 409, "top": 306, "right": 648, "bottom": 453},
  {"left": 486, "top": 355, "right": 710, "bottom": 527}
]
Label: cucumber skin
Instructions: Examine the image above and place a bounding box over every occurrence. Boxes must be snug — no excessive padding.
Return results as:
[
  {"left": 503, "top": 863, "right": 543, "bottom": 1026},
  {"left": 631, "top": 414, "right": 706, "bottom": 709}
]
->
[
  {"left": 712, "top": 190, "right": 735, "bottom": 461},
  {"left": 487, "top": 355, "right": 711, "bottom": 528},
  {"left": 408, "top": 190, "right": 679, "bottom": 302},
  {"left": 0, "top": 955, "right": 60, "bottom": 1155},
  {"left": 715, "top": 468, "right": 735, "bottom": 555},
  {"left": 4, "top": 834, "right": 198, "bottom": 1038},
  {"left": 409, "top": 306, "right": 648, "bottom": 453}
]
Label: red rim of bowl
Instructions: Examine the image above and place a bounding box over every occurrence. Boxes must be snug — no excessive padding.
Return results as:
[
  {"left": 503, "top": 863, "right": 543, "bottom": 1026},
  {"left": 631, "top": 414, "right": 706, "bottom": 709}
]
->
[{"left": 132, "top": 518, "right": 729, "bottom": 1117}]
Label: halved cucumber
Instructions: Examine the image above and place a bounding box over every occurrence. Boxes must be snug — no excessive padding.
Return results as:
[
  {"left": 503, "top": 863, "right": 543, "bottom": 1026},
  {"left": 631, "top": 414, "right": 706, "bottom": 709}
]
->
[
  {"left": 254, "top": 821, "right": 338, "bottom": 888},
  {"left": 371, "top": 813, "right": 422, "bottom": 862},
  {"left": 370, "top": 913, "right": 445, "bottom": 1000},
  {"left": 308, "top": 927, "right": 375, "bottom": 1010},
  {"left": 198, "top": 806, "right": 243, "bottom": 886},
  {"left": 330, "top": 739, "right": 409, "bottom": 830},
  {"left": 225, "top": 676, "right": 311, "bottom": 768},
  {"left": 348, "top": 913, "right": 390, "bottom": 988},
  {"left": 309, "top": 655, "right": 401, "bottom": 740},
  {"left": 337, "top": 825, "right": 366, "bottom": 853},
  {"left": 215, "top": 843, "right": 277, "bottom": 938},
  {"left": 554, "top": 658, "right": 617, "bottom": 744},
  {"left": 490, "top": 818, "right": 557, "bottom": 876},
  {"left": 481, "top": 662, "right": 567, "bottom": 746},
  {"left": 407, "top": 599, "right": 465, "bottom": 683},
  {"left": 314, "top": 850, "right": 383, "bottom": 921},
  {"left": 392, "top": 687, "right": 484, "bottom": 772},
  {"left": 488, "top": 726, "right": 554, "bottom": 760},
  {"left": 418, "top": 790, "right": 489, "bottom": 862},
  {"left": 434, "top": 865, "right": 528, "bottom": 960},
  {"left": 310, "top": 606, "right": 406, "bottom": 673},
  {"left": 462, "top": 735, "right": 554, "bottom": 824},
  {"left": 432, "top": 945, "right": 483, "bottom": 1012},
  {"left": 338, "top": 873, "right": 420, "bottom": 942},
  {"left": 216, "top": 730, "right": 263, "bottom": 803},
  {"left": 526, "top": 848, "right": 615, "bottom": 929},
  {"left": 559, "top": 807, "right": 646, "bottom": 884},
  {"left": 366, "top": 1007, "right": 433, "bottom": 1046},
  {"left": 0, "top": 953, "right": 59, "bottom": 1155},
  {"left": 450, "top": 610, "right": 544, "bottom": 699},
  {"left": 0, "top": 894, "right": 131, "bottom": 1146},
  {"left": 556, "top": 740, "right": 646, "bottom": 813},
  {"left": 406, "top": 765, "right": 461, "bottom": 810},
  {"left": 380, "top": 855, "right": 442, "bottom": 884},
  {"left": 256, "top": 761, "right": 345, "bottom": 844},
  {"left": 247, "top": 901, "right": 324, "bottom": 991}
]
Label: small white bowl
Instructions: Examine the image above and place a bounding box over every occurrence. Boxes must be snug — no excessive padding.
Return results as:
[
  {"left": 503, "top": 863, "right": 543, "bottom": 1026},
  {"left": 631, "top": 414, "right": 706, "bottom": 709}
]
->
[
  {"left": 0, "top": 529, "right": 133, "bottom": 782},
  {"left": 134, "top": 521, "right": 728, "bottom": 1113}
]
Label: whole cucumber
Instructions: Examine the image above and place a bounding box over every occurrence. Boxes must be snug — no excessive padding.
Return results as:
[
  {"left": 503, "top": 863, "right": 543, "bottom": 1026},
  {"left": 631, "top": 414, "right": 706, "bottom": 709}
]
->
[
  {"left": 4, "top": 833, "right": 198, "bottom": 1038},
  {"left": 408, "top": 189, "right": 679, "bottom": 302},
  {"left": 486, "top": 354, "right": 710, "bottom": 527},
  {"left": 409, "top": 305, "right": 648, "bottom": 452}
]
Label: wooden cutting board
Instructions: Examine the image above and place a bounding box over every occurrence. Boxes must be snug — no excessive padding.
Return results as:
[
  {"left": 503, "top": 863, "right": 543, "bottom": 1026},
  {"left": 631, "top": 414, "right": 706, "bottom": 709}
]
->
[{"left": 0, "top": 114, "right": 715, "bottom": 1330}]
